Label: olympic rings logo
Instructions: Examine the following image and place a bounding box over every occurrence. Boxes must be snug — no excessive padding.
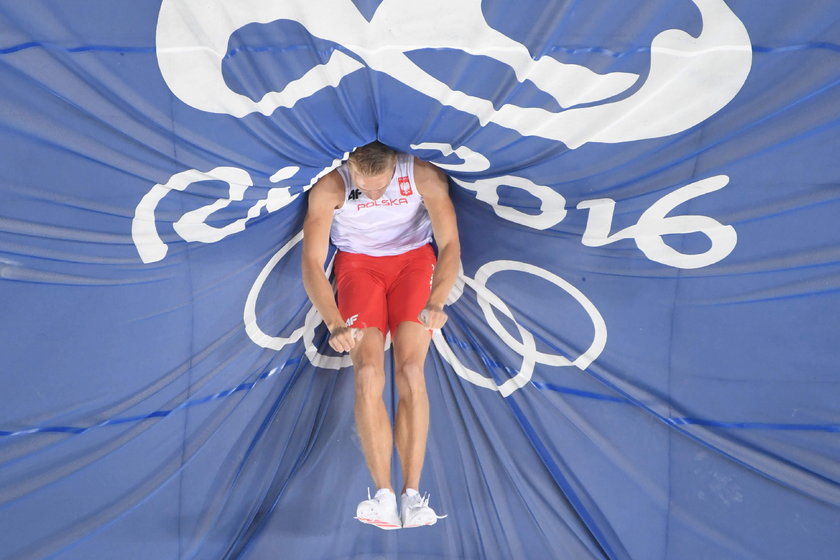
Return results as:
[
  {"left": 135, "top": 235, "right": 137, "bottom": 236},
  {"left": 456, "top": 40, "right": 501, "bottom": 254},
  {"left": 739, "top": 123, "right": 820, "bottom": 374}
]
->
[
  {"left": 244, "top": 231, "right": 384, "bottom": 372},
  {"left": 244, "top": 231, "right": 606, "bottom": 397},
  {"left": 435, "top": 261, "right": 606, "bottom": 397}
]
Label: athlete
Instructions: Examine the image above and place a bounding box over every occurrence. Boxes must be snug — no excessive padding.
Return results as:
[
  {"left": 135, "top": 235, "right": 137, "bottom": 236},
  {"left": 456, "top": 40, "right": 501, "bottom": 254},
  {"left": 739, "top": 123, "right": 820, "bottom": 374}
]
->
[{"left": 302, "top": 141, "right": 460, "bottom": 529}]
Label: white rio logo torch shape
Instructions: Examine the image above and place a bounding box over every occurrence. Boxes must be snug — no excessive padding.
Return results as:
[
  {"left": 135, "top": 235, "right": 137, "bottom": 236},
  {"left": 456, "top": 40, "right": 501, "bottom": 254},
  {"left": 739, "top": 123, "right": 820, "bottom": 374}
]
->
[{"left": 156, "top": 0, "right": 751, "bottom": 148}]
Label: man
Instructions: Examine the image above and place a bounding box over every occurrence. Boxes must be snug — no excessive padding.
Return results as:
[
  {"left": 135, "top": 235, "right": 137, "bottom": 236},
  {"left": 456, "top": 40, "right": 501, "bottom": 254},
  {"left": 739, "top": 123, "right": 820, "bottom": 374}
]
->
[{"left": 302, "top": 141, "right": 460, "bottom": 529}]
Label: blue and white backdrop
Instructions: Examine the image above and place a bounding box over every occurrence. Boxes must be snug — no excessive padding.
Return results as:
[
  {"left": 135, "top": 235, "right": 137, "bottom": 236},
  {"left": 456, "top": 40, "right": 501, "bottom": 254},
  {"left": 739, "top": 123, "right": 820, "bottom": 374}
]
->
[{"left": 1, "top": 1, "right": 839, "bottom": 558}]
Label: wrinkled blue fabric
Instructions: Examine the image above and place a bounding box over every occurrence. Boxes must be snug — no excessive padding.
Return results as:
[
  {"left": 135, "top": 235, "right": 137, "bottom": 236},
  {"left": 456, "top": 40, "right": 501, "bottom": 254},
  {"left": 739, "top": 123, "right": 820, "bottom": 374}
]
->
[{"left": 1, "top": 1, "right": 839, "bottom": 559}]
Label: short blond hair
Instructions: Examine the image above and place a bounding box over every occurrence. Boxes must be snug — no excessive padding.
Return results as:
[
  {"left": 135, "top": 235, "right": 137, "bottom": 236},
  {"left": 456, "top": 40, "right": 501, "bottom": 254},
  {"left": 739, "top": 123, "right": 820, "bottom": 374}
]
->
[{"left": 347, "top": 141, "right": 396, "bottom": 175}]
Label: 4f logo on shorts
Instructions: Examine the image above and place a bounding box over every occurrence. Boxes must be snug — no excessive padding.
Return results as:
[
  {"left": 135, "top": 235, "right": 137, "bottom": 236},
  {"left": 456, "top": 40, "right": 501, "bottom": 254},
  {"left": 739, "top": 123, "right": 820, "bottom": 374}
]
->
[
  {"left": 398, "top": 176, "right": 412, "bottom": 196},
  {"left": 348, "top": 188, "right": 361, "bottom": 200},
  {"left": 345, "top": 314, "right": 359, "bottom": 327}
]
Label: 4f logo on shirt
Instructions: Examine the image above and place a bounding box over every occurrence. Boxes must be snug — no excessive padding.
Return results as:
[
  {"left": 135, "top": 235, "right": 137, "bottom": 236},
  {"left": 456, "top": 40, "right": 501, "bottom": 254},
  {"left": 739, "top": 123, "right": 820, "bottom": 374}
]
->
[
  {"left": 348, "top": 188, "right": 361, "bottom": 200},
  {"left": 398, "top": 176, "right": 412, "bottom": 196}
]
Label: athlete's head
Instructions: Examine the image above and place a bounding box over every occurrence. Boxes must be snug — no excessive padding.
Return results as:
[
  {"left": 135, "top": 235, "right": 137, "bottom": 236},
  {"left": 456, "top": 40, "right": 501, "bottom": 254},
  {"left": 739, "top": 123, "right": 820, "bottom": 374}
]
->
[{"left": 347, "top": 141, "right": 397, "bottom": 199}]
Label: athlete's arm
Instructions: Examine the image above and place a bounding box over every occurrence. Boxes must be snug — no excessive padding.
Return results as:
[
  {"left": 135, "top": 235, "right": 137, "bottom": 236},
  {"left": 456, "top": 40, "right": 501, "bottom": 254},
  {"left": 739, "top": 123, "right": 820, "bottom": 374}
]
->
[
  {"left": 302, "top": 171, "right": 357, "bottom": 352},
  {"left": 414, "top": 158, "right": 461, "bottom": 330}
]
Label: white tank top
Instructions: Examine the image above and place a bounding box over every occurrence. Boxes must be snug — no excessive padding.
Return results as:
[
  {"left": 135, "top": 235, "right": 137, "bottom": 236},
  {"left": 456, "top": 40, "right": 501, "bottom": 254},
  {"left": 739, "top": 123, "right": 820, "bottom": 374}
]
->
[{"left": 330, "top": 154, "right": 433, "bottom": 256}]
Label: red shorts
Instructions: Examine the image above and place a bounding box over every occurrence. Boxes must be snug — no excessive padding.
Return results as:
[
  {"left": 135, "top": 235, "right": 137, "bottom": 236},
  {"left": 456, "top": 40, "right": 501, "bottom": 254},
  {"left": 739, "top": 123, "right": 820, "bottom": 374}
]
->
[{"left": 334, "top": 244, "right": 436, "bottom": 336}]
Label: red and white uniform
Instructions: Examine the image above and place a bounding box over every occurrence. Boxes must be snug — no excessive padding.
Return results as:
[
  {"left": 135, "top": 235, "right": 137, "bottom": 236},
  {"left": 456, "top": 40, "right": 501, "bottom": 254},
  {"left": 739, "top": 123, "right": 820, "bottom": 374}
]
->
[
  {"left": 331, "top": 154, "right": 433, "bottom": 256},
  {"left": 330, "top": 154, "right": 436, "bottom": 335}
]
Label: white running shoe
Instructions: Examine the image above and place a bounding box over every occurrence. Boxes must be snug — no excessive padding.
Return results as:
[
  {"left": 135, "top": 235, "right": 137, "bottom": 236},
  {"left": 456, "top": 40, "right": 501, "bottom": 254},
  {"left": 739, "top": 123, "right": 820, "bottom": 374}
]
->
[
  {"left": 355, "top": 488, "right": 402, "bottom": 530},
  {"left": 400, "top": 490, "right": 447, "bottom": 528}
]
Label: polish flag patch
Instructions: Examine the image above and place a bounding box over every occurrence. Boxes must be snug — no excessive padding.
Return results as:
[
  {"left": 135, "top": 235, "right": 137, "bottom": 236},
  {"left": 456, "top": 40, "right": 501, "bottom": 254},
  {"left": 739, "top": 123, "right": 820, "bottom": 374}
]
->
[{"left": 398, "top": 176, "right": 413, "bottom": 196}]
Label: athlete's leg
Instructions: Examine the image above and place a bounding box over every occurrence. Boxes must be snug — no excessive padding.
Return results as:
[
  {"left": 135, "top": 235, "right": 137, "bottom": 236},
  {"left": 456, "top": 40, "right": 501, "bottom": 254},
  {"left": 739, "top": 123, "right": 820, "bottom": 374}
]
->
[
  {"left": 384, "top": 246, "right": 436, "bottom": 494},
  {"left": 335, "top": 251, "right": 393, "bottom": 491},
  {"left": 392, "top": 321, "right": 432, "bottom": 494},
  {"left": 350, "top": 327, "right": 393, "bottom": 492}
]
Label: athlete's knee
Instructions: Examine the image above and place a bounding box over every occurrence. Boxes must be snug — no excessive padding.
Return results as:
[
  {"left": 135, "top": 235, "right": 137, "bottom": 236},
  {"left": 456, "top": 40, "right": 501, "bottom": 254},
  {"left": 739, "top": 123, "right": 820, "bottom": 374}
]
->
[
  {"left": 354, "top": 363, "right": 385, "bottom": 400},
  {"left": 395, "top": 361, "right": 427, "bottom": 400}
]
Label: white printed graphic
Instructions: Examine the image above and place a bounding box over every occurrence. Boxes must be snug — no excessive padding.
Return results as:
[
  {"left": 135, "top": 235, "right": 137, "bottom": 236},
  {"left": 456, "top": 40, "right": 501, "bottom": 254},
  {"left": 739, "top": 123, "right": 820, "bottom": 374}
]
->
[
  {"left": 577, "top": 175, "right": 738, "bottom": 269},
  {"left": 132, "top": 166, "right": 252, "bottom": 263},
  {"left": 409, "top": 143, "right": 491, "bottom": 173},
  {"left": 146, "top": 0, "right": 751, "bottom": 394},
  {"left": 417, "top": 143, "right": 737, "bottom": 268},
  {"left": 157, "top": 0, "right": 751, "bottom": 148},
  {"left": 132, "top": 158, "right": 345, "bottom": 264},
  {"left": 432, "top": 261, "right": 607, "bottom": 397},
  {"left": 454, "top": 174, "right": 568, "bottom": 231},
  {"left": 244, "top": 232, "right": 389, "bottom": 371}
]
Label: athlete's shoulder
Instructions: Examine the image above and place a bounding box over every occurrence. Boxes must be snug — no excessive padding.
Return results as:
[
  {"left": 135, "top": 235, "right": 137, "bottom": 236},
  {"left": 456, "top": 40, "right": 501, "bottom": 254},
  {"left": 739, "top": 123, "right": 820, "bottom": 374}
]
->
[
  {"left": 413, "top": 157, "right": 449, "bottom": 197},
  {"left": 308, "top": 169, "right": 346, "bottom": 211}
]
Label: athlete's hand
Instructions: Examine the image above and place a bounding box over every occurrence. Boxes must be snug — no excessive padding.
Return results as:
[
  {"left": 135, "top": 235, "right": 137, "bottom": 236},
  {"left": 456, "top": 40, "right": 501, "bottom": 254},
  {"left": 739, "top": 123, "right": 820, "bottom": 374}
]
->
[
  {"left": 329, "top": 325, "right": 360, "bottom": 353},
  {"left": 419, "top": 304, "right": 448, "bottom": 330}
]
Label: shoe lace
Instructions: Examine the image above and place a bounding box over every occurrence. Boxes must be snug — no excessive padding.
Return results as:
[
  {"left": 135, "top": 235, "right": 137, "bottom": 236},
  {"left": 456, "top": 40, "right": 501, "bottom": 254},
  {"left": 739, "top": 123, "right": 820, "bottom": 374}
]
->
[{"left": 410, "top": 492, "right": 448, "bottom": 519}]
